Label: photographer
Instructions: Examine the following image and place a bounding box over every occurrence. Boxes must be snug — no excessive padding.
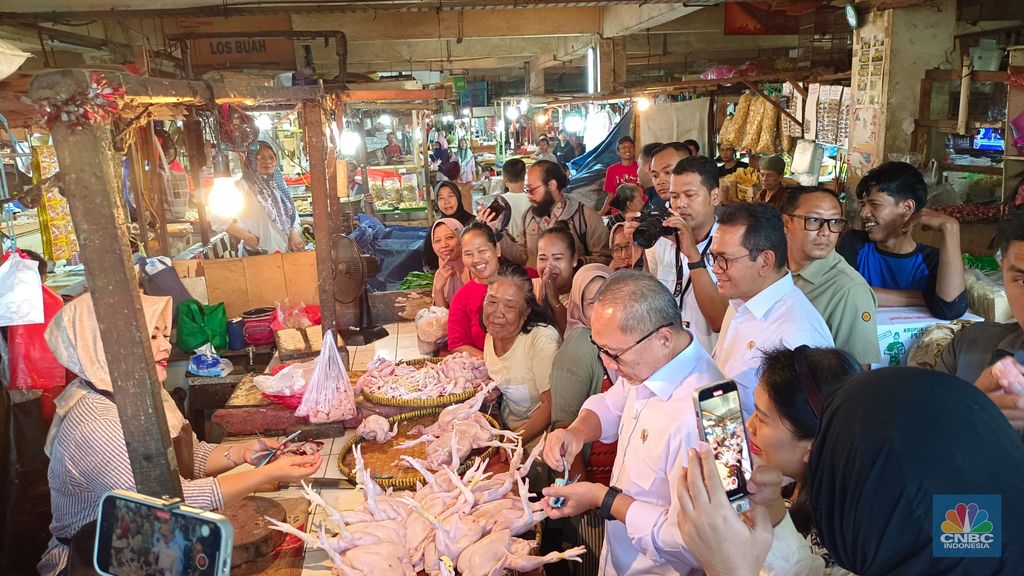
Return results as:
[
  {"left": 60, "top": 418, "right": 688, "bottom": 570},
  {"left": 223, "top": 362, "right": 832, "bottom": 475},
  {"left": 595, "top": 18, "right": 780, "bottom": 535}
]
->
[{"left": 626, "top": 156, "right": 728, "bottom": 353}]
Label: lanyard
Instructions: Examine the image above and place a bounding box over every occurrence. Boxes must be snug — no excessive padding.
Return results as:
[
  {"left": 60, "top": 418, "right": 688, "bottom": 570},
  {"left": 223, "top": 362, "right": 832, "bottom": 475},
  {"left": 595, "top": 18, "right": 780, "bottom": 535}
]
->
[{"left": 673, "top": 232, "right": 713, "bottom": 308}]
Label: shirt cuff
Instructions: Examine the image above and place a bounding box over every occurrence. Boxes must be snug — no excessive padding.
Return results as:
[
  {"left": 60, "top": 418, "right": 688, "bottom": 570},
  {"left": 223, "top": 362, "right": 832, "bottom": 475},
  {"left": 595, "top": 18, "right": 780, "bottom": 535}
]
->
[
  {"left": 193, "top": 440, "right": 218, "bottom": 479},
  {"left": 580, "top": 397, "right": 619, "bottom": 444},
  {"left": 623, "top": 500, "right": 665, "bottom": 563},
  {"left": 183, "top": 477, "right": 225, "bottom": 511}
]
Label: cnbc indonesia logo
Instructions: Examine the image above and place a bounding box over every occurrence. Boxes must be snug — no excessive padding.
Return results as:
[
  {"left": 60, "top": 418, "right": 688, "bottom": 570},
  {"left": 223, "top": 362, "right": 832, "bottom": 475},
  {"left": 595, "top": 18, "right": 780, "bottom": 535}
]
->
[{"left": 940, "top": 503, "right": 994, "bottom": 549}]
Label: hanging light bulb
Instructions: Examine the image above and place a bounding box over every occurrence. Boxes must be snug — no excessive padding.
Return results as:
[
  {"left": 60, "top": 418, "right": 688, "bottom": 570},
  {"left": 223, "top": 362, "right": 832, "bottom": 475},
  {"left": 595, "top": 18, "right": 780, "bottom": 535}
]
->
[
  {"left": 518, "top": 99, "right": 529, "bottom": 113},
  {"left": 254, "top": 114, "right": 273, "bottom": 130},
  {"left": 462, "top": 107, "right": 471, "bottom": 117},
  {"left": 378, "top": 114, "right": 393, "bottom": 126},
  {"left": 636, "top": 97, "right": 651, "bottom": 111},
  {"left": 340, "top": 130, "right": 362, "bottom": 156},
  {"left": 495, "top": 120, "right": 505, "bottom": 132},
  {"left": 505, "top": 106, "right": 520, "bottom": 122},
  {"left": 208, "top": 152, "right": 243, "bottom": 218},
  {"left": 563, "top": 115, "right": 584, "bottom": 133},
  {"left": 535, "top": 112, "right": 549, "bottom": 125}
]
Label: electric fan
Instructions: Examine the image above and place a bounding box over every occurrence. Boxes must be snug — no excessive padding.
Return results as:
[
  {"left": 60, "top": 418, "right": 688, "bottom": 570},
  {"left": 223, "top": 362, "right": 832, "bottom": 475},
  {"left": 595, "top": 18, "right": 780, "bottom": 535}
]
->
[{"left": 330, "top": 233, "right": 388, "bottom": 345}]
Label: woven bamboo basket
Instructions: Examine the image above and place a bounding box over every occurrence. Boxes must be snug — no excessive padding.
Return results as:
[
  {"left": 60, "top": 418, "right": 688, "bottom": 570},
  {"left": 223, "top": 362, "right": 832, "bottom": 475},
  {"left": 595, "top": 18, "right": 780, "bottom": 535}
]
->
[
  {"left": 354, "top": 357, "right": 485, "bottom": 408},
  {"left": 336, "top": 407, "right": 503, "bottom": 490}
]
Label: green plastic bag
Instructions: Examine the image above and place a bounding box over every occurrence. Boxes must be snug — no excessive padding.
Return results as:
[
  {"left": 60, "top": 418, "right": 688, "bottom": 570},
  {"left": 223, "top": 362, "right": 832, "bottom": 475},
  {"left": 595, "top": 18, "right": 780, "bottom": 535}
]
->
[{"left": 177, "top": 299, "right": 228, "bottom": 352}]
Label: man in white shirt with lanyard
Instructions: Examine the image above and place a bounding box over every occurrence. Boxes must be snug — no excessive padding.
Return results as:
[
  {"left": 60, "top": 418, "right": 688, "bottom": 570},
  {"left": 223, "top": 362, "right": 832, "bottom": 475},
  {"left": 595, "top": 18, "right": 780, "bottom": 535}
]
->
[
  {"left": 710, "top": 202, "right": 834, "bottom": 418},
  {"left": 628, "top": 156, "right": 729, "bottom": 352},
  {"left": 541, "top": 270, "right": 724, "bottom": 576}
]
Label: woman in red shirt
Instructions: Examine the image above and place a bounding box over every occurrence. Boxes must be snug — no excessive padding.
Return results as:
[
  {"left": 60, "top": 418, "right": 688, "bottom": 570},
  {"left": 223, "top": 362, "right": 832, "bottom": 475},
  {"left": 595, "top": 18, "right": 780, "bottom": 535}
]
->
[{"left": 447, "top": 222, "right": 503, "bottom": 357}]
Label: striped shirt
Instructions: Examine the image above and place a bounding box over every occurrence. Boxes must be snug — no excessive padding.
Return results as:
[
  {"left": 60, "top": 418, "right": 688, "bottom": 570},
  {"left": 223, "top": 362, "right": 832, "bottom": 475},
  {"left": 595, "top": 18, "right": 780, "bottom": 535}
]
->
[{"left": 38, "top": 390, "right": 224, "bottom": 576}]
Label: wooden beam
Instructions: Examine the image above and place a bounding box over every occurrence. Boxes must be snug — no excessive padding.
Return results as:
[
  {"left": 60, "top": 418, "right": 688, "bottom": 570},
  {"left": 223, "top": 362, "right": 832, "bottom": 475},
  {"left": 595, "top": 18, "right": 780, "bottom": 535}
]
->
[
  {"left": 183, "top": 115, "right": 211, "bottom": 246},
  {"left": 338, "top": 89, "right": 451, "bottom": 103},
  {"left": 742, "top": 81, "right": 803, "bottom": 130},
  {"left": 41, "top": 115, "right": 182, "bottom": 499},
  {"left": 785, "top": 76, "right": 808, "bottom": 99},
  {"left": 302, "top": 100, "right": 339, "bottom": 337}
]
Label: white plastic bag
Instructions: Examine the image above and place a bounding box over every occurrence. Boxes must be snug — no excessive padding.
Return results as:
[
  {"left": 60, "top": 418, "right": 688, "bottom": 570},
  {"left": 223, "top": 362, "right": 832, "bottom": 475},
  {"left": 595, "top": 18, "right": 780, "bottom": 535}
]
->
[
  {"left": 0, "top": 253, "right": 43, "bottom": 326},
  {"left": 254, "top": 360, "right": 316, "bottom": 397},
  {"left": 294, "top": 329, "right": 356, "bottom": 423},
  {"left": 415, "top": 306, "right": 449, "bottom": 355}
]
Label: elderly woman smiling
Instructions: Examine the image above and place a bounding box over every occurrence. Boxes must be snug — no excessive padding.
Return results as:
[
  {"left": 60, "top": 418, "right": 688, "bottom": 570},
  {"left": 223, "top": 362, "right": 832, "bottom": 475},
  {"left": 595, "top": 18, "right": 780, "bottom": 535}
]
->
[{"left": 482, "top": 267, "right": 561, "bottom": 445}]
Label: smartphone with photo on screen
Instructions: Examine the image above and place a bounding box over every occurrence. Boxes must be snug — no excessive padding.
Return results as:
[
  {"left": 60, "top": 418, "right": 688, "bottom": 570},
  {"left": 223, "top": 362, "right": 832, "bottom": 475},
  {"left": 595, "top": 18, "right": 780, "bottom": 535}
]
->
[
  {"left": 693, "top": 380, "right": 752, "bottom": 513},
  {"left": 94, "top": 490, "right": 232, "bottom": 576}
]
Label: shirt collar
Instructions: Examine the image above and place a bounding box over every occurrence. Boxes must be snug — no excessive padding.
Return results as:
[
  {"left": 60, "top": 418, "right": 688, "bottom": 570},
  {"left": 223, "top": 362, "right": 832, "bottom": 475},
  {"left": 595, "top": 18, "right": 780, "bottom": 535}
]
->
[
  {"left": 997, "top": 326, "right": 1024, "bottom": 354},
  {"left": 793, "top": 250, "right": 842, "bottom": 285},
  {"left": 641, "top": 329, "right": 702, "bottom": 400},
  {"left": 733, "top": 273, "right": 796, "bottom": 321}
]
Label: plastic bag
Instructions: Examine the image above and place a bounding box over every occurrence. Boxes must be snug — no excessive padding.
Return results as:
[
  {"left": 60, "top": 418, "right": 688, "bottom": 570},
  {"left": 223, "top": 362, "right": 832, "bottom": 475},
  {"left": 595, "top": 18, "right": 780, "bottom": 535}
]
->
[
  {"left": 187, "top": 343, "right": 234, "bottom": 377},
  {"left": 177, "top": 300, "right": 228, "bottom": 352},
  {"left": 6, "top": 282, "right": 70, "bottom": 390},
  {"left": 294, "top": 329, "right": 356, "bottom": 423},
  {"left": 272, "top": 299, "right": 313, "bottom": 331},
  {"left": 415, "top": 306, "right": 449, "bottom": 355},
  {"left": 254, "top": 359, "right": 316, "bottom": 397},
  {"left": 0, "top": 252, "right": 44, "bottom": 326}
]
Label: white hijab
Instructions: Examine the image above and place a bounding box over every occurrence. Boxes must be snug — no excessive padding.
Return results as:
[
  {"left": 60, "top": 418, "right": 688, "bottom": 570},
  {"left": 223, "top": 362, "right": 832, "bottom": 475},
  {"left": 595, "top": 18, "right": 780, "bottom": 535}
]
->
[{"left": 43, "top": 292, "right": 186, "bottom": 456}]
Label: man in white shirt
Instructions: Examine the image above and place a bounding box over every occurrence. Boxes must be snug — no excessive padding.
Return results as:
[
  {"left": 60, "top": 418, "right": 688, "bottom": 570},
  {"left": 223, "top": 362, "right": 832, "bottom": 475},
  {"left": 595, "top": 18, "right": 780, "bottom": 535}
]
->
[
  {"left": 710, "top": 202, "right": 834, "bottom": 418},
  {"left": 542, "top": 270, "right": 724, "bottom": 576},
  {"left": 501, "top": 158, "right": 531, "bottom": 240}
]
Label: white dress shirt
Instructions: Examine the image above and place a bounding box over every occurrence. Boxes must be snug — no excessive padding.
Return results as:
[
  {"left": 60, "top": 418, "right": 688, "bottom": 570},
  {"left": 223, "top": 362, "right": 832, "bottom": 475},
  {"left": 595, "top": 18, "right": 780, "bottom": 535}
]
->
[
  {"left": 645, "top": 222, "right": 719, "bottom": 352},
  {"left": 713, "top": 273, "right": 834, "bottom": 419},
  {"left": 581, "top": 330, "right": 725, "bottom": 576}
]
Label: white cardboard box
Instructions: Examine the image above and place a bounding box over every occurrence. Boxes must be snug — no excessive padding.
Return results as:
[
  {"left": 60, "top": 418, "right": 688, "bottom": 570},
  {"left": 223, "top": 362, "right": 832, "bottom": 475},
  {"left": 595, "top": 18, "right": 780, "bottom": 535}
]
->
[{"left": 873, "top": 306, "right": 981, "bottom": 368}]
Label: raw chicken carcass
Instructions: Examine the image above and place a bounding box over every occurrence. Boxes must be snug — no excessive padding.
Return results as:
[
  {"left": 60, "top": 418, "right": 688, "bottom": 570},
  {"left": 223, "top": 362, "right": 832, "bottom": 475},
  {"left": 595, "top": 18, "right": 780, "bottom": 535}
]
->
[
  {"left": 457, "top": 529, "right": 585, "bottom": 576},
  {"left": 295, "top": 330, "right": 356, "bottom": 423},
  {"left": 356, "top": 415, "right": 399, "bottom": 444}
]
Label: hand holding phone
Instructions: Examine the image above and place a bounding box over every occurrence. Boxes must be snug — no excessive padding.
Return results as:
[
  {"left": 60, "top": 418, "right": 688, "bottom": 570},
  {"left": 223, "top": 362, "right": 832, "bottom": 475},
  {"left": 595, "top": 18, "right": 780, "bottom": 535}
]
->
[{"left": 693, "top": 380, "right": 752, "bottom": 513}]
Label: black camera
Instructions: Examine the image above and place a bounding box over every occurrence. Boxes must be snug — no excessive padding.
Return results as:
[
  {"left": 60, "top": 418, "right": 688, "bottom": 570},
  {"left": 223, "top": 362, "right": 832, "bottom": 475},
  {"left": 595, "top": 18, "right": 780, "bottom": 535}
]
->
[{"left": 632, "top": 207, "right": 675, "bottom": 249}]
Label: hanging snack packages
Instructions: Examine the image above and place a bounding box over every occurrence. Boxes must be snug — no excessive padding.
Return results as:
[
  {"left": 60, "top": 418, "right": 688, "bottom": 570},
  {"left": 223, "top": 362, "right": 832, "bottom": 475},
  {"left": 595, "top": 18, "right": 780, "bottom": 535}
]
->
[
  {"left": 294, "top": 329, "right": 357, "bottom": 423},
  {"left": 721, "top": 93, "right": 752, "bottom": 146},
  {"left": 756, "top": 102, "right": 779, "bottom": 154},
  {"left": 741, "top": 97, "right": 765, "bottom": 151}
]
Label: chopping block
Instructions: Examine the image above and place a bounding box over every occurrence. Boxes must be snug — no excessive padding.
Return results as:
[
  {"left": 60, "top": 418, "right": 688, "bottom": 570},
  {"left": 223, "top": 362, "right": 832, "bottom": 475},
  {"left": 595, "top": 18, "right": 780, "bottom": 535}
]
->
[{"left": 222, "top": 495, "right": 287, "bottom": 571}]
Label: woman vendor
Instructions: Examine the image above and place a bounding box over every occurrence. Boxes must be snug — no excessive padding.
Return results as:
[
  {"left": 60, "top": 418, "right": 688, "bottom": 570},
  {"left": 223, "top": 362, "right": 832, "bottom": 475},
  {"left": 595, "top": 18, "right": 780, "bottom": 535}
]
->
[
  {"left": 211, "top": 141, "right": 305, "bottom": 256},
  {"left": 448, "top": 223, "right": 503, "bottom": 357},
  {"left": 608, "top": 222, "right": 644, "bottom": 271},
  {"left": 38, "top": 293, "right": 321, "bottom": 576},
  {"left": 482, "top": 267, "right": 560, "bottom": 446},
  {"left": 428, "top": 218, "right": 470, "bottom": 308},
  {"left": 533, "top": 223, "right": 578, "bottom": 335},
  {"left": 435, "top": 181, "right": 474, "bottom": 226}
]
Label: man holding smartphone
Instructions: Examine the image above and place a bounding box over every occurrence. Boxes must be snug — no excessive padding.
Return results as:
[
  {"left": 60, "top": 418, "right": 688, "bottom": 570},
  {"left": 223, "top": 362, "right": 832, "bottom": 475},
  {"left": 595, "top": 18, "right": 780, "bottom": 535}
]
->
[
  {"left": 937, "top": 211, "right": 1024, "bottom": 431},
  {"left": 541, "top": 270, "right": 724, "bottom": 576}
]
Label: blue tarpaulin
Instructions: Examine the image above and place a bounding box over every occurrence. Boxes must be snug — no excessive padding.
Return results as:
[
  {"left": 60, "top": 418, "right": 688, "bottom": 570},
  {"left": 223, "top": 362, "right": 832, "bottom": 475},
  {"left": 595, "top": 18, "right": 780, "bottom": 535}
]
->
[
  {"left": 566, "top": 108, "right": 634, "bottom": 193},
  {"left": 348, "top": 214, "right": 429, "bottom": 292}
]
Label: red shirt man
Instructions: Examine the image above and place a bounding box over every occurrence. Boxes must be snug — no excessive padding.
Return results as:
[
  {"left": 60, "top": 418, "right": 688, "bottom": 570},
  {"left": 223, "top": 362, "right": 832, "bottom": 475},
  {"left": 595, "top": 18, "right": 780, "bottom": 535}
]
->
[{"left": 601, "top": 136, "right": 638, "bottom": 215}]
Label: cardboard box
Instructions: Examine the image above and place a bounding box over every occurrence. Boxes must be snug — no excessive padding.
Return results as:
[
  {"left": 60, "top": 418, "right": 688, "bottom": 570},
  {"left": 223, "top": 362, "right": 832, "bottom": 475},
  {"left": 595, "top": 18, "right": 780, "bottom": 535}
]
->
[
  {"left": 873, "top": 306, "right": 982, "bottom": 368},
  {"left": 174, "top": 252, "right": 318, "bottom": 318}
]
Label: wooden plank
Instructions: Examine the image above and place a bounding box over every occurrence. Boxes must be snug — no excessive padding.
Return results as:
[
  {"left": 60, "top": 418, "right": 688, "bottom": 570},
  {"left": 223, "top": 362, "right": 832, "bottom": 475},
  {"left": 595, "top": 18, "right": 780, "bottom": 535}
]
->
[
  {"left": 42, "top": 116, "right": 182, "bottom": 498},
  {"left": 338, "top": 89, "right": 450, "bottom": 103},
  {"left": 243, "top": 253, "right": 288, "bottom": 310},
  {"left": 183, "top": 115, "right": 212, "bottom": 246},
  {"left": 205, "top": 258, "right": 249, "bottom": 317},
  {"left": 303, "top": 100, "right": 340, "bottom": 335},
  {"left": 283, "top": 251, "right": 320, "bottom": 306}
]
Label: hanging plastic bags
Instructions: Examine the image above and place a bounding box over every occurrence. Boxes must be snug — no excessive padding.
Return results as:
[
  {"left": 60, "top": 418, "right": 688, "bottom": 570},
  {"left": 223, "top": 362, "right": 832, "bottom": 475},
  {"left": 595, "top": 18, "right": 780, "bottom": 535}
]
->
[
  {"left": 7, "top": 282, "right": 70, "bottom": 390},
  {"left": 294, "top": 329, "right": 356, "bottom": 423},
  {"left": 0, "top": 251, "right": 44, "bottom": 326}
]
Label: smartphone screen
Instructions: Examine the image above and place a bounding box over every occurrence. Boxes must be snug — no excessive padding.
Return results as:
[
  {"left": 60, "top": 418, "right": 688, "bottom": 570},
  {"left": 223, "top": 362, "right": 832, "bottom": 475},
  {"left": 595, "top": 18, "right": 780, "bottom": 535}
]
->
[
  {"left": 486, "top": 198, "right": 506, "bottom": 218},
  {"left": 95, "top": 492, "right": 228, "bottom": 576},
  {"left": 696, "top": 381, "right": 752, "bottom": 501}
]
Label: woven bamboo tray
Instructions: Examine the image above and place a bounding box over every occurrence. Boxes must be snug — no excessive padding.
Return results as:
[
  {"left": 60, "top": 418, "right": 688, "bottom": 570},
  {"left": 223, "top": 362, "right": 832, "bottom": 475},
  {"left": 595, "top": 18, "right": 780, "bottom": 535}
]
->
[
  {"left": 354, "top": 357, "right": 484, "bottom": 409},
  {"left": 337, "top": 407, "right": 502, "bottom": 490}
]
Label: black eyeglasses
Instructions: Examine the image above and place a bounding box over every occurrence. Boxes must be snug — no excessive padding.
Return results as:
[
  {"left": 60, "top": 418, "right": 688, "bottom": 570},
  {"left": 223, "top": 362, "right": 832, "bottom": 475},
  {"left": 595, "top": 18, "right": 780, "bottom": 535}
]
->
[
  {"left": 704, "top": 251, "right": 752, "bottom": 271},
  {"left": 525, "top": 183, "right": 544, "bottom": 195},
  {"left": 785, "top": 213, "right": 848, "bottom": 233},
  {"left": 590, "top": 322, "right": 672, "bottom": 363}
]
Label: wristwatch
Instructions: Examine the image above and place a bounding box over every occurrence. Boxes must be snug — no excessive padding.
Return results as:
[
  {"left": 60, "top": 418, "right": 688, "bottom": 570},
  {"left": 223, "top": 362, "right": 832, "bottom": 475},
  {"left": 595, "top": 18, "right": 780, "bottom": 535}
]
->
[
  {"left": 600, "top": 485, "right": 622, "bottom": 521},
  {"left": 686, "top": 258, "right": 706, "bottom": 271}
]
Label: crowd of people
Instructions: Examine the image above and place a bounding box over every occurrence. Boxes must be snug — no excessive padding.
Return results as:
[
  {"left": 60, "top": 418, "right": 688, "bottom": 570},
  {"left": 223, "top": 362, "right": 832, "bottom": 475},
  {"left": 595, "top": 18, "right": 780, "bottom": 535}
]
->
[{"left": 419, "top": 132, "right": 1024, "bottom": 575}]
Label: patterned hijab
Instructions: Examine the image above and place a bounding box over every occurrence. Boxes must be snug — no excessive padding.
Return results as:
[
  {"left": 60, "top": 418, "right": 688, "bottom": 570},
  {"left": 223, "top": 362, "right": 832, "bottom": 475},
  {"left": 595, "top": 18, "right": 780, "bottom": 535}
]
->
[
  {"left": 243, "top": 141, "right": 298, "bottom": 237},
  {"left": 566, "top": 264, "right": 611, "bottom": 333}
]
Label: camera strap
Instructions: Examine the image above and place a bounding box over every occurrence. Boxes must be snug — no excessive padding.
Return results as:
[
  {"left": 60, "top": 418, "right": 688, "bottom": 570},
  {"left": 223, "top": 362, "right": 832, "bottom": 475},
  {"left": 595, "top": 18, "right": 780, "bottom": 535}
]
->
[{"left": 673, "top": 232, "right": 713, "bottom": 308}]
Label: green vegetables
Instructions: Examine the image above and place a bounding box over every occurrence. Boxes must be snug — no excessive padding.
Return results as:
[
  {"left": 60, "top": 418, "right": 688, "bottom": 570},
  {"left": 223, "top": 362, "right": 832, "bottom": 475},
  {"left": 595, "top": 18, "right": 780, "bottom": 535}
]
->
[{"left": 399, "top": 271, "right": 434, "bottom": 290}]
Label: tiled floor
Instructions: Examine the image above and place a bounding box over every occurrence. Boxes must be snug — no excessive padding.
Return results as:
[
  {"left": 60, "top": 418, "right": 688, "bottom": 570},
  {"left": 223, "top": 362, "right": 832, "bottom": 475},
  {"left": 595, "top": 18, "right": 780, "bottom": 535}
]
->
[{"left": 347, "top": 321, "right": 427, "bottom": 371}]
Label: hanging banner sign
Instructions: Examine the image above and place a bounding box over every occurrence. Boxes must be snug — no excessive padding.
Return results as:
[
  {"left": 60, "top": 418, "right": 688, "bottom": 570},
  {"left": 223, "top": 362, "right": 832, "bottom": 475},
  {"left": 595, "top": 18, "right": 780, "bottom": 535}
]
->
[{"left": 176, "top": 16, "right": 297, "bottom": 70}]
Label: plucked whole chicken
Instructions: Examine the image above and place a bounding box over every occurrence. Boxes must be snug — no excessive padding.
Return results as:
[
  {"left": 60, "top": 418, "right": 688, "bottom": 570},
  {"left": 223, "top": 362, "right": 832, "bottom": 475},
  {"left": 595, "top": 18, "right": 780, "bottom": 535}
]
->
[
  {"left": 355, "top": 414, "right": 399, "bottom": 444},
  {"left": 357, "top": 353, "right": 490, "bottom": 399},
  {"left": 268, "top": 429, "right": 585, "bottom": 576}
]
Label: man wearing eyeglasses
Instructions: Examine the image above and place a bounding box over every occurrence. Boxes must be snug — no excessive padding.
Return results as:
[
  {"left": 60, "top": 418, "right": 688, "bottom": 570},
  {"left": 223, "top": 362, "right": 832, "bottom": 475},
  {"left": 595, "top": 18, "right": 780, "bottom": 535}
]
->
[
  {"left": 710, "top": 202, "right": 833, "bottom": 418},
  {"left": 782, "top": 187, "right": 881, "bottom": 368},
  {"left": 541, "top": 270, "right": 724, "bottom": 576}
]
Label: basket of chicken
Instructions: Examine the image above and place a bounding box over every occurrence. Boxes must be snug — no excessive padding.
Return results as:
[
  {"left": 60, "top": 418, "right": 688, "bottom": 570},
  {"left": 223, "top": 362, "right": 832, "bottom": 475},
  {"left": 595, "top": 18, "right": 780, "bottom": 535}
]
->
[
  {"left": 273, "top": 430, "right": 582, "bottom": 576},
  {"left": 356, "top": 353, "right": 491, "bottom": 408}
]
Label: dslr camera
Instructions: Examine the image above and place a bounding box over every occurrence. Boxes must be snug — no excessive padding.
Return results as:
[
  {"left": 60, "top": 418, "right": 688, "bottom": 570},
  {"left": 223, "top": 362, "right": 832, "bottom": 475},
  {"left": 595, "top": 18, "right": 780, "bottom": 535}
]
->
[{"left": 632, "top": 206, "right": 676, "bottom": 249}]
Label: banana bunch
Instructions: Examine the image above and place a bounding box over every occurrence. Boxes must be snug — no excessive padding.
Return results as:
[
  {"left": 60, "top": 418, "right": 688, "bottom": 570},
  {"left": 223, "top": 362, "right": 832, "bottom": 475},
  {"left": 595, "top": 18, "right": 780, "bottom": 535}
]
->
[{"left": 724, "top": 167, "right": 759, "bottom": 188}]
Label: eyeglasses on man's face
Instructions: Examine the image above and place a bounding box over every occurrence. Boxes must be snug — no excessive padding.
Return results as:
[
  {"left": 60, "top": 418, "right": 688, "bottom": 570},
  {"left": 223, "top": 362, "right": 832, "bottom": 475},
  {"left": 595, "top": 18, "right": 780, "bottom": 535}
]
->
[
  {"left": 785, "top": 213, "right": 848, "bottom": 234},
  {"left": 590, "top": 322, "right": 672, "bottom": 364},
  {"left": 705, "top": 251, "right": 753, "bottom": 271}
]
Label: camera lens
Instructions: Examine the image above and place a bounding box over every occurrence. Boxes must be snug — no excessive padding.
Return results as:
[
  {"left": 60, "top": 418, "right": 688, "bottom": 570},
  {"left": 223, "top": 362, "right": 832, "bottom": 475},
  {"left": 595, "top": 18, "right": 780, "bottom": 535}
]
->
[{"left": 633, "top": 218, "right": 663, "bottom": 250}]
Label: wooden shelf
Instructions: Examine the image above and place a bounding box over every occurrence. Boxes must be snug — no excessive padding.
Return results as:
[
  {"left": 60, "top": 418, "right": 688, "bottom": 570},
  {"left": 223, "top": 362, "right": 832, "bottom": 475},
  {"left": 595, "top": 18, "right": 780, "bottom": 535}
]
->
[
  {"left": 915, "top": 119, "right": 1005, "bottom": 131},
  {"left": 1005, "top": 155, "right": 1024, "bottom": 161},
  {"left": 940, "top": 162, "right": 1003, "bottom": 175},
  {"left": 924, "top": 69, "right": 1008, "bottom": 82}
]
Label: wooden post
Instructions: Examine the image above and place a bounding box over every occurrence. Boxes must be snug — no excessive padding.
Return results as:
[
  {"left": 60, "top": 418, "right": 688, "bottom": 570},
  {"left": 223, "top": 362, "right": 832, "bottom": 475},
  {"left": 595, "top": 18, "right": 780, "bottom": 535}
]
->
[
  {"left": 141, "top": 124, "right": 171, "bottom": 256},
  {"left": 957, "top": 55, "right": 972, "bottom": 136},
  {"left": 183, "top": 115, "right": 212, "bottom": 246},
  {"left": 303, "top": 100, "right": 338, "bottom": 336},
  {"left": 46, "top": 119, "right": 183, "bottom": 498},
  {"left": 128, "top": 135, "right": 151, "bottom": 255}
]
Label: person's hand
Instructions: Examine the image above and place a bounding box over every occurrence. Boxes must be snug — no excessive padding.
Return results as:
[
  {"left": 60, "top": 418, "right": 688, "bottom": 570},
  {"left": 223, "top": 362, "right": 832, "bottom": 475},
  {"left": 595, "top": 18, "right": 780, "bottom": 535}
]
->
[
  {"left": 622, "top": 217, "right": 640, "bottom": 242},
  {"left": 912, "top": 208, "right": 959, "bottom": 234},
  {"left": 986, "top": 356, "right": 1024, "bottom": 395},
  {"left": 476, "top": 206, "right": 501, "bottom": 232},
  {"left": 243, "top": 231, "right": 261, "bottom": 249},
  {"left": 677, "top": 443, "right": 774, "bottom": 576},
  {"left": 664, "top": 214, "right": 701, "bottom": 262},
  {"left": 261, "top": 453, "right": 322, "bottom": 484},
  {"left": 746, "top": 465, "right": 788, "bottom": 528},
  {"left": 484, "top": 386, "right": 502, "bottom": 404},
  {"left": 975, "top": 358, "right": 1024, "bottom": 430},
  {"left": 541, "top": 482, "right": 604, "bottom": 519},
  {"left": 542, "top": 266, "right": 562, "bottom": 308},
  {"left": 240, "top": 438, "right": 281, "bottom": 466},
  {"left": 434, "top": 256, "right": 455, "bottom": 285},
  {"left": 543, "top": 428, "right": 583, "bottom": 471},
  {"left": 288, "top": 229, "right": 306, "bottom": 252}
]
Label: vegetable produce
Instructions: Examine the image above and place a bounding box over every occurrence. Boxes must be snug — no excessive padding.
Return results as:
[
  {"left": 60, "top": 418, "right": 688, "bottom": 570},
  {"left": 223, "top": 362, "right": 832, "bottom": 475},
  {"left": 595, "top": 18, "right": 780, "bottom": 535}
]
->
[{"left": 400, "top": 271, "right": 435, "bottom": 290}]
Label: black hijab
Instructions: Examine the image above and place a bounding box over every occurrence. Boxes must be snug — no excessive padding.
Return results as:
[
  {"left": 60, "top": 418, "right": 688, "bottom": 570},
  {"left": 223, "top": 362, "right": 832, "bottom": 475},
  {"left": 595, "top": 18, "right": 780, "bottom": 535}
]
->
[
  {"left": 808, "top": 367, "right": 1024, "bottom": 575},
  {"left": 424, "top": 181, "right": 475, "bottom": 270}
]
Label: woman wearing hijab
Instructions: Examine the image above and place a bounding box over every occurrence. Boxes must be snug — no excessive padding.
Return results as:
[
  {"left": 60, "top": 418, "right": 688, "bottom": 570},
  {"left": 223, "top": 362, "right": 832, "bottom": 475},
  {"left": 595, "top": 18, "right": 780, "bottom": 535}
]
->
[
  {"left": 211, "top": 141, "right": 304, "bottom": 256},
  {"left": 38, "top": 293, "right": 322, "bottom": 576},
  {"left": 434, "top": 180, "right": 474, "bottom": 226},
  {"left": 676, "top": 367, "right": 1024, "bottom": 576},
  {"left": 428, "top": 218, "right": 470, "bottom": 308}
]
